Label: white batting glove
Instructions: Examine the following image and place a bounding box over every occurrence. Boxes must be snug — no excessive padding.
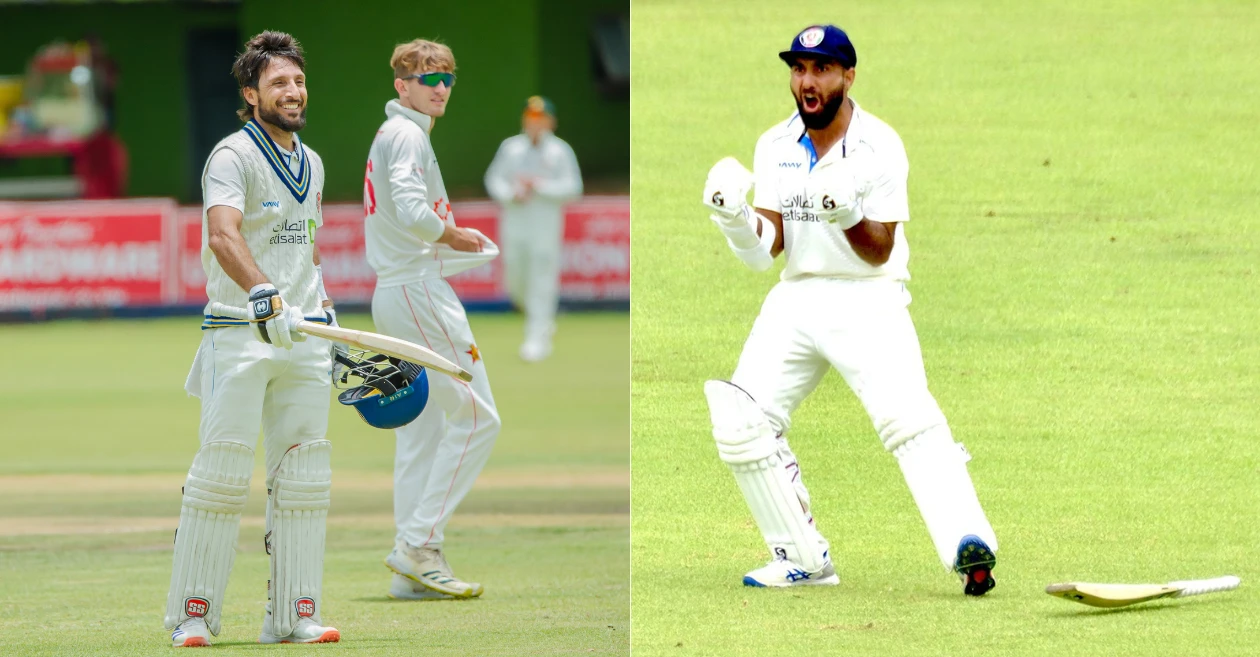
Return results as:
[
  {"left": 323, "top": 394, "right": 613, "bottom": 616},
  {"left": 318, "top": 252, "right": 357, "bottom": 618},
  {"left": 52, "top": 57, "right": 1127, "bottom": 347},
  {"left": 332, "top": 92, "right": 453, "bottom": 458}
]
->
[
  {"left": 248, "top": 284, "right": 306, "bottom": 350},
  {"left": 702, "top": 157, "right": 754, "bottom": 224},
  {"left": 808, "top": 170, "right": 865, "bottom": 230}
]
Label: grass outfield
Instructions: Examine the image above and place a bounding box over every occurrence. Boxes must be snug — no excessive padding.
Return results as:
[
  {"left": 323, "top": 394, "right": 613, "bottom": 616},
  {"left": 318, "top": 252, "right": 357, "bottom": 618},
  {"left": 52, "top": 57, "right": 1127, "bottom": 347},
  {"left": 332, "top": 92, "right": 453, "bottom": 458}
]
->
[
  {"left": 631, "top": 1, "right": 1259, "bottom": 655},
  {"left": 0, "top": 312, "right": 629, "bottom": 655}
]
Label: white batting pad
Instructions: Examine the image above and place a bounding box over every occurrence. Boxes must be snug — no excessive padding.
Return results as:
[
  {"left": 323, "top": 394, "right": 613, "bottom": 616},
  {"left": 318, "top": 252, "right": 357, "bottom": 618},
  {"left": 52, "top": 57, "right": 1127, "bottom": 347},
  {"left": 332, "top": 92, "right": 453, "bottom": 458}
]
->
[
  {"left": 164, "top": 441, "right": 254, "bottom": 634},
  {"left": 266, "top": 440, "right": 332, "bottom": 638},
  {"left": 705, "top": 380, "right": 826, "bottom": 572},
  {"left": 893, "top": 427, "right": 998, "bottom": 569}
]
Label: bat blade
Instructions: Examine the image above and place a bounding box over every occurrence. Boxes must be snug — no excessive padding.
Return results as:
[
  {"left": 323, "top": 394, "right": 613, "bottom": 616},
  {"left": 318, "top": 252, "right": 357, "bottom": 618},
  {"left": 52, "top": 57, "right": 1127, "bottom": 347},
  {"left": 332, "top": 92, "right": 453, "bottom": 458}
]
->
[
  {"left": 296, "top": 322, "right": 474, "bottom": 383},
  {"left": 1046, "top": 582, "right": 1180, "bottom": 608}
]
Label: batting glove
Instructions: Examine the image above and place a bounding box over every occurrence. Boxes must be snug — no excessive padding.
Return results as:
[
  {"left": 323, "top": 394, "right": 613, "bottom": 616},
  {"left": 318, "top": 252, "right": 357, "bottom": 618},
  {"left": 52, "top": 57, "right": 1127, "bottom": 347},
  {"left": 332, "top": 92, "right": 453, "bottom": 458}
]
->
[
  {"left": 808, "top": 171, "right": 865, "bottom": 230},
  {"left": 248, "top": 284, "right": 305, "bottom": 350},
  {"left": 702, "top": 157, "right": 754, "bottom": 224}
]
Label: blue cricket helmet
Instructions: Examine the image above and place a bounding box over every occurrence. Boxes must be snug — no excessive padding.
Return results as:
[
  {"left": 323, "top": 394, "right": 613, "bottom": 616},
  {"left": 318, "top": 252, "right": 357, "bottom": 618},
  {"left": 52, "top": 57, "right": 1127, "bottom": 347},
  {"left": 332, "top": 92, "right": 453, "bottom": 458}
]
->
[{"left": 335, "top": 352, "right": 429, "bottom": 429}]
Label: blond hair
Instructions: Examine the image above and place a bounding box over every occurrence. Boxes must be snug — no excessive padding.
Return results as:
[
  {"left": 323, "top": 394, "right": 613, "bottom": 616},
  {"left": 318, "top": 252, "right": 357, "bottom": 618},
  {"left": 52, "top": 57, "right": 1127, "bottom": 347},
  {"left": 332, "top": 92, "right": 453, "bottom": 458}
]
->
[{"left": 390, "top": 39, "right": 455, "bottom": 78}]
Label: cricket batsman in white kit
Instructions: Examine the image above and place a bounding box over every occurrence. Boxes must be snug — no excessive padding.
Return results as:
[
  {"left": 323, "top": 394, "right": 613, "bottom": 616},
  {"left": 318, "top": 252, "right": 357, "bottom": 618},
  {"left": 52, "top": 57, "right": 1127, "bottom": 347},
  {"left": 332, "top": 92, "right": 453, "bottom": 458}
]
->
[
  {"left": 363, "top": 39, "right": 503, "bottom": 600},
  {"left": 485, "top": 96, "right": 583, "bottom": 362},
  {"left": 165, "top": 32, "right": 340, "bottom": 646},
  {"left": 702, "top": 25, "right": 1000, "bottom": 594}
]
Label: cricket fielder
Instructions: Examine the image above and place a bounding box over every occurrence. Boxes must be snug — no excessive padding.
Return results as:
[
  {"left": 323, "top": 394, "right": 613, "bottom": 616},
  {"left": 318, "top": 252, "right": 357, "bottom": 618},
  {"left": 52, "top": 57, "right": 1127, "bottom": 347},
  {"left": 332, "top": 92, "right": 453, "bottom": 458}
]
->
[
  {"left": 485, "top": 96, "right": 584, "bottom": 361},
  {"left": 165, "top": 31, "right": 340, "bottom": 646},
  {"left": 363, "top": 38, "right": 503, "bottom": 600},
  {"left": 702, "top": 25, "right": 999, "bottom": 594}
]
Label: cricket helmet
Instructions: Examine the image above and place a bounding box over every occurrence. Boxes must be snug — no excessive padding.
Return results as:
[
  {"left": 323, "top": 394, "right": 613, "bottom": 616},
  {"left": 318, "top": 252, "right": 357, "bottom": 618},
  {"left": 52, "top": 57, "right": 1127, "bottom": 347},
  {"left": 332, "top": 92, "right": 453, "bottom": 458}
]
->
[{"left": 334, "top": 350, "right": 429, "bottom": 429}]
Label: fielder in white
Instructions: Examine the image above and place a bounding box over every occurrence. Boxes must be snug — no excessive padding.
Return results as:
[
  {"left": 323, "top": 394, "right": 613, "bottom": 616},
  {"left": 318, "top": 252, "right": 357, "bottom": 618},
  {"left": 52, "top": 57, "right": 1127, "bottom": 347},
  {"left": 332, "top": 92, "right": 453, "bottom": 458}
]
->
[
  {"left": 363, "top": 38, "right": 503, "bottom": 600},
  {"left": 167, "top": 31, "right": 340, "bottom": 647},
  {"left": 702, "top": 24, "right": 1000, "bottom": 594},
  {"left": 485, "top": 95, "right": 584, "bottom": 362}
]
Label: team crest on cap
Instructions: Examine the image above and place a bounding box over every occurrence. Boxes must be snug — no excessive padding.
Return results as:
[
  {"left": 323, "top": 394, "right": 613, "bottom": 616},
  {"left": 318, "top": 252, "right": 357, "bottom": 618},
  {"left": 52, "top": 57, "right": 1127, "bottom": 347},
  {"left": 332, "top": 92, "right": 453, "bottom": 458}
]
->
[{"left": 799, "top": 27, "right": 826, "bottom": 48}]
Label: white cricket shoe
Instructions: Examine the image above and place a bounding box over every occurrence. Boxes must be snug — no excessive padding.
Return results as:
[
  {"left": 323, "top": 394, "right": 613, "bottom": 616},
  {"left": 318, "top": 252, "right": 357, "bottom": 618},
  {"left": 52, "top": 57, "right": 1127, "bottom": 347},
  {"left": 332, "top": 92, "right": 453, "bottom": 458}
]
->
[
  {"left": 170, "top": 618, "right": 212, "bottom": 647},
  {"left": 742, "top": 557, "right": 840, "bottom": 588},
  {"left": 388, "top": 573, "right": 456, "bottom": 600},
  {"left": 258, "top": 612, "right": 340, "bottom": 644},
  {"left": 384, "top": 544, "right": 484, "bottom": 598},
  {"left": 519, "top": 339, "right": 552, "bottom": 362}
]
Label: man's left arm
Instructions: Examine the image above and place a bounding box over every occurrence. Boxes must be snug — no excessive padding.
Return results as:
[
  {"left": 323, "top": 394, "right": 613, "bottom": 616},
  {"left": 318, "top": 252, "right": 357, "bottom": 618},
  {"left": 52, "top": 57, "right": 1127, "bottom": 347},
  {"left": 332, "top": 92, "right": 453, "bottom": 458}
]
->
[
  {"left": 313, "top": 243, "right": 334, "bottom": 311},
  {"left": 531, "top": 142, "right": 583, "bottom": 202},
  {"left": 823, "top": 145, "right": 909, "bottom": 266}
]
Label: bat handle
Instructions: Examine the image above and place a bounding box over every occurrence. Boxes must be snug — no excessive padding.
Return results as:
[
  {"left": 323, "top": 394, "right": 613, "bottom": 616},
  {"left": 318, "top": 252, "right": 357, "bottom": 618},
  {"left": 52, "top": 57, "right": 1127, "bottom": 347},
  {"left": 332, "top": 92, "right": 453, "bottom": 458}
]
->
[
  {"left": 209, "top": 302, "right": 250, "bottom": 320},
  {"left": 1172, "top": 576, "right": 1241, "bottom": 597}
]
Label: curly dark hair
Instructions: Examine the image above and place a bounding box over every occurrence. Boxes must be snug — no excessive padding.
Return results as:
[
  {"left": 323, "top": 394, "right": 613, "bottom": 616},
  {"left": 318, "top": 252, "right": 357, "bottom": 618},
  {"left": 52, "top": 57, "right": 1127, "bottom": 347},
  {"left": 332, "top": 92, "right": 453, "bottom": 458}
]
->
[{"left": 231, "top": 31, "right": 306, "bottom": 121}]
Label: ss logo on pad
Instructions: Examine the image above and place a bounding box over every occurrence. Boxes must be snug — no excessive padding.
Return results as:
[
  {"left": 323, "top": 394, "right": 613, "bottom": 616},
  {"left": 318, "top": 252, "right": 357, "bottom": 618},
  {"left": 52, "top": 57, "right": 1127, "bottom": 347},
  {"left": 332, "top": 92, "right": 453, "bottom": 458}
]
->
[
  {"left": 185, "top": 596, "right": 209, "bottom": 618},
  {"left": 295, "top": 597, "right": 315, "bottom": 617}
]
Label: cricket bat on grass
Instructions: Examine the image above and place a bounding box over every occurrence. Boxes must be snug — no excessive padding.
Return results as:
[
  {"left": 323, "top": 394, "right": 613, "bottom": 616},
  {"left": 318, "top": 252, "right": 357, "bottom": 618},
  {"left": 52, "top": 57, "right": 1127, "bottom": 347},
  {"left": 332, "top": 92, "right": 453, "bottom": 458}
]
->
[{"left": 1046, "top": 576, "right": 1240, "bottom": 608}]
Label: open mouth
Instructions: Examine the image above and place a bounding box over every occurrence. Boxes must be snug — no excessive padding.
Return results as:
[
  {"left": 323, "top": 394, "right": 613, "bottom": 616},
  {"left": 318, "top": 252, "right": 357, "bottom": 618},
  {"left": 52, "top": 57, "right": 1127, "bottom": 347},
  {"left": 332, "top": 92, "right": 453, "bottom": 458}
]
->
[
  {"left": 280, "top": 101, "right": 302, "bottom": 112},
  {"left": 802, "top": 94, "right": 821, "bottom": 112}
]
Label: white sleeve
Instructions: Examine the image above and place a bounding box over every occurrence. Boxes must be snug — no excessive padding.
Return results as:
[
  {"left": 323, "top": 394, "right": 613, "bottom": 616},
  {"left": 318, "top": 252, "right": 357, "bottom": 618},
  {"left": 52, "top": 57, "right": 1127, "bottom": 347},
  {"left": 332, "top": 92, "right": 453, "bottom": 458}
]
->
[
  {"left": 484, "top": 140, "right": 516, "bottom": 204},
  {"left": 533, "top": 141, "right": 583, "bottom": 202},
  {"left": 750, "top": 134, "right": 779, "bottom": 212},
  {"left": 385, "top": 128, "right": 447, "bottom": 243},
  {"left": 204, "top": 149, "right": 246, "bottom": 213},
  {"left": 861, "top": 141, "right": 910, "bottom": 223}
]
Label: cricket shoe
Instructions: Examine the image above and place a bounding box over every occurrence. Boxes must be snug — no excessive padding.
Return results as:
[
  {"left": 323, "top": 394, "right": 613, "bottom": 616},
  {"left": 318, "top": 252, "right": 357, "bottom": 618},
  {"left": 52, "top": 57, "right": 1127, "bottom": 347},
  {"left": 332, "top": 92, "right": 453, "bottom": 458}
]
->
[
  {"left": 170, "top": 618, "right": 212, "bottom": 647},
  {"left": 519, "top": 339, "right": 552, "bottom": 362},
  {"left": 388, "top": 573, "right": 457, "bottom": 601},
  {"left": 954, "top": 534, "right": 997, "bottom": 596},
  {"left": 742, "top": 555, "right": 839, "bottom": 588},
  {"left": 385, "top": 544, "right": 484, "bottom": 598},
  {"left": 259, "top": 611, "right": 340, "bottom": 644}
]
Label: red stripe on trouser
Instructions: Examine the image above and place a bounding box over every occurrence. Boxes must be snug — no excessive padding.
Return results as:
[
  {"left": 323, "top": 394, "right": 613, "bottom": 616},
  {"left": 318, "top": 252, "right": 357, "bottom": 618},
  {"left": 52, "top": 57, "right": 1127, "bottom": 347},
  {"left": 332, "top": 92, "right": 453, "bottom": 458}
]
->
[{"left": 403, "top": 283, "right": 479, "bottom": 547}]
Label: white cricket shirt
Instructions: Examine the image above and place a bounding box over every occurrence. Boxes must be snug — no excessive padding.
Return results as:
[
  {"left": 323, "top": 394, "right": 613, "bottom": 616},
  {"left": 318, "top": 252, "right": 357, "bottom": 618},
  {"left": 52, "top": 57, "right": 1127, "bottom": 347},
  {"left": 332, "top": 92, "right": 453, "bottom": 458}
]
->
[
  {"left": 364, "top": 100, "right": 470, "bottom": 286},
  {"left": 752, "top": 99, "right": 911, "bottom": 282},
  {"left": 485, "top": 131, "right": 583, "bottom": 238},
  {"left": 200, "top": 120, "right": 324, "bottom": 324}
]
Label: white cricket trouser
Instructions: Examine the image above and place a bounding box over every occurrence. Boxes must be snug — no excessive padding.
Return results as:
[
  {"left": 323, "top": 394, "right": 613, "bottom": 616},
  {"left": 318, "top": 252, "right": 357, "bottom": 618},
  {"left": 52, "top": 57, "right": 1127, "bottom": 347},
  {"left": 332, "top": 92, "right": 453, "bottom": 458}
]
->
[
  {"left": 371, "top": 279, "right": 502, "bottom": 549},
  {"left": 192, "top": 327, "right": 332, "bottom": 470},
  {"left": 730, "top": 277, "right": 996, "bottom": 567},
  {"left": 499, "top": 212, "right": 563, "bottom": 346}
]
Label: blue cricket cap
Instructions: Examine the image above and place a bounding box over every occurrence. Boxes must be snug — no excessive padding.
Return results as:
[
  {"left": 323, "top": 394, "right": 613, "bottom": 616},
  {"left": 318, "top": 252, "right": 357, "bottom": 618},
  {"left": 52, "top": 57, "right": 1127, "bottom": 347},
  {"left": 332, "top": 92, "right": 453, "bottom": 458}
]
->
[{"left": 778, "top": 25, "right": 857, "bottom": 69}]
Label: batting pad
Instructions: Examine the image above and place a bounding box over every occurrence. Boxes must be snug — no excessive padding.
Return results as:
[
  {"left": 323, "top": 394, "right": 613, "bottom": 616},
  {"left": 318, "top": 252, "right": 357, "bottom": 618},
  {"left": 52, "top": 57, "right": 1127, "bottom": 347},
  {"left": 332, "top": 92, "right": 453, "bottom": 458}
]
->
[
  {"left": 164, "top": 441, "right": 254, "bottom": 634},
  {"left": 705, "top": 380, "right": 826, "bottom": 572},
  {"left": 893, "top": 427, "right": 998, "bottom": 569},
  {"left": 267, "top": 440, "right": 332, "bottom": 638}
]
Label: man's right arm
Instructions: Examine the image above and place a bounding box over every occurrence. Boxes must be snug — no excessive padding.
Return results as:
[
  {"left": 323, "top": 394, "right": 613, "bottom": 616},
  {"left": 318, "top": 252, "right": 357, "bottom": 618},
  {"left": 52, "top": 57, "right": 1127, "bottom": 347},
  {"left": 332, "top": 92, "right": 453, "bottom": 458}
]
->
[
  {"left": 483, "top": 140, "right": 516, "bottom": 205},
  {"left": 204, "top": 149, "right": 268, "bottom": 291},
  {"left": 207, "top": 206, "right": 268, "bottom": 291}
]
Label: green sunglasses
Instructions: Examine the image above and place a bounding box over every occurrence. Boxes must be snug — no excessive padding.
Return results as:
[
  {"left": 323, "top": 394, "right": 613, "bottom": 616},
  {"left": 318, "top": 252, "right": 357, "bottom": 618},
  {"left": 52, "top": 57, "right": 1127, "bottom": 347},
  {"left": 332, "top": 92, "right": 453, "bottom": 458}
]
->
[{"left": 403, "top": 72, "right": 456, "bottom": 88}]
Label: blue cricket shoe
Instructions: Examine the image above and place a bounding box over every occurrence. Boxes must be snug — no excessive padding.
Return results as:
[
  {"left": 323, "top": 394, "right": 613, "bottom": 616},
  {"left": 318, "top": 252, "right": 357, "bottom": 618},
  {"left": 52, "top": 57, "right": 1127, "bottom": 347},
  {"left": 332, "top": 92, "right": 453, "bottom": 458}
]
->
[{"left": 954, "top": 535, "right": 996, "bottom": 596}]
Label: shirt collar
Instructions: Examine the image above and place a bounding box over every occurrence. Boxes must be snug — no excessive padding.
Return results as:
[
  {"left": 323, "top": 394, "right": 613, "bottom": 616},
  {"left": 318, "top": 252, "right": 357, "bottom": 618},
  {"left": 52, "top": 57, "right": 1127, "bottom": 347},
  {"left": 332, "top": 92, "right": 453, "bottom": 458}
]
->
[{"left": 385, "top": 99, "right": 434, "bottom": 134}]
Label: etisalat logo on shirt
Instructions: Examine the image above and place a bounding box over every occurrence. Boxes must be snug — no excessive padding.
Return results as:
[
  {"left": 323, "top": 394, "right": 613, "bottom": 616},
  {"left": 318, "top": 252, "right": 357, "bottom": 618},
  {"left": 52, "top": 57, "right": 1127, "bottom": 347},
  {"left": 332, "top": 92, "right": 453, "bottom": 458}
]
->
[{"left": 270, "top": 218, "right": 318, "bottom": 245}]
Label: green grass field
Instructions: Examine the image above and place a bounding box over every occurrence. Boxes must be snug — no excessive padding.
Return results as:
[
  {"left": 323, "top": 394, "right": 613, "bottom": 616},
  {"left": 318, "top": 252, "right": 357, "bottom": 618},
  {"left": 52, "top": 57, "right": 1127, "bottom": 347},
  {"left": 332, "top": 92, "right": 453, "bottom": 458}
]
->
[
  {"left": 0, "top": 312, "right": 629, "bottom": 655},
  {"left": 631, "top": 1, "right": 1260, "bottom": 655}
]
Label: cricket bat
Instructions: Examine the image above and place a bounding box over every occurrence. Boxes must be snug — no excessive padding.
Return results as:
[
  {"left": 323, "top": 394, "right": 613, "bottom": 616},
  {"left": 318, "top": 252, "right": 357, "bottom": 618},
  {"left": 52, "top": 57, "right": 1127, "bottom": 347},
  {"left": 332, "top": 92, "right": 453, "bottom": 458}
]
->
[
  {"left": 1046, "top": 576, "right": 1240, "bottom": 608},
  {"left": 209, "top": 302, "right": 474, "bottom": 383}
]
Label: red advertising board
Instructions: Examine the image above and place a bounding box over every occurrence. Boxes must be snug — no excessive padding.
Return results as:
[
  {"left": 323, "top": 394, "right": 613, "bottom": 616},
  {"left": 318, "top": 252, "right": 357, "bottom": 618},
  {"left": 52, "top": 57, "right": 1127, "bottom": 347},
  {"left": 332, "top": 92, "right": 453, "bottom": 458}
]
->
[
  {"left": 2, "top": 196, "right": 626, "bottom": 312},
  {"left": 0, "top": 199, "right": 177, "bottom": 311},
  {"left": 560, "top": 196, "right": 631, "bottom": 301}
]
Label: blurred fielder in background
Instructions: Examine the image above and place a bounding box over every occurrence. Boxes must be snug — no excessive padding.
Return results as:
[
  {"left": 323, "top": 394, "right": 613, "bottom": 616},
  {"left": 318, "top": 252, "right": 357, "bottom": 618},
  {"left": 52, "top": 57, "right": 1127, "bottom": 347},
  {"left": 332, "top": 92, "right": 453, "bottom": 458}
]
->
[
  {"left": 168, "top": 31, "right": 340, "bottom": 647},
  {"left": 363, "top": 38, "right": 503, "bottom": 601},
  {"left": 701, "top": 24, "right": 999, "bottom": 593},
  {"left": 485, "top": 96, "right": 583, "bottom": 362}
]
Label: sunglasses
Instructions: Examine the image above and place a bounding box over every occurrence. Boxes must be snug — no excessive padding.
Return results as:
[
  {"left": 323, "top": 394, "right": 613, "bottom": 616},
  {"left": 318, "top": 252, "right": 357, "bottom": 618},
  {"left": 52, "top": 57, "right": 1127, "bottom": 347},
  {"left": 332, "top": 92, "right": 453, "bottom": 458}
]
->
[{"left": 403, "top": 72, "right": 456, "bottom": 88}]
